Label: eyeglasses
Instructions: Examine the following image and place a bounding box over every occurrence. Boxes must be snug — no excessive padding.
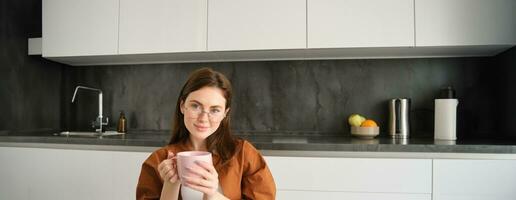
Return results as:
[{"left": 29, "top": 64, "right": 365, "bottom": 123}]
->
[{"left": 184, "top": 103, "right": 225, "bottom": 121}]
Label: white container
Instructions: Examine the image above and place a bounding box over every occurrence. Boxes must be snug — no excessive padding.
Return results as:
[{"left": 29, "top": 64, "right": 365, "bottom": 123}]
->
[{"left": 434, "top": 99, "right": 459, "bottom": 140}]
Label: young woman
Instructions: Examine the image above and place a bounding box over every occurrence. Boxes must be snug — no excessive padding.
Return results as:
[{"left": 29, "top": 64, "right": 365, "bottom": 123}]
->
[{"left": 136, "top": 68, "right": 276, "bottom": 200}]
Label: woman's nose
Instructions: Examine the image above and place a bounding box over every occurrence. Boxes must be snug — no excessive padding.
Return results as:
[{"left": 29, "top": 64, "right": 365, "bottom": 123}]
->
[{"left": 197, "top": 111, "right": 209, "bottom": 121}]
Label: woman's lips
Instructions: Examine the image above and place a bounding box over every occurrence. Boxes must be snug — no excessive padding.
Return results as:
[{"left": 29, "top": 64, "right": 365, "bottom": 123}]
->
[{"left": 194, "top": 124, "right": 209, "bottom": 131}]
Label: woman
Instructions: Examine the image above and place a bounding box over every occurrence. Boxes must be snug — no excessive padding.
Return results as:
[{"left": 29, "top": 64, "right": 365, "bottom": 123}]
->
[{"left": 136, "top": 68, "right": 276, "bottom": 200}]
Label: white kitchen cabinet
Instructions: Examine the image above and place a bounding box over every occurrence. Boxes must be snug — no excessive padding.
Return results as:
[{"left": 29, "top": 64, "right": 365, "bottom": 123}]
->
[
  {"left": 112, "top": 151, "right": 152, "bottom": 199},
  {"left": 265, "top": 156, "right": 432, "bottom": 199},
  {"left": 42, "top": 0, "right": 119, "bottom": 57},
  {"left": 415, "top": 0, "right": 516, "bottom": 46},
  {"left": 433, "top": 159, "right": 516, "bottom": 200},
  {"left": 308, "top": 0, "right": 415, "bottom": 48},
  {"left": 41, "top": 0, "right": 516, "bottom": 65},
  {"left": 277, "top": 191, "right": 430, "bottom": 200},
  {"left": 207, "top": 0, "right": 306, "bottom": 51},
  {"left": 0, "top": 147, "right": 149, "bottom": 200},
  {"left": 119, "top": 0, "right": 207, "bottom": 54}
]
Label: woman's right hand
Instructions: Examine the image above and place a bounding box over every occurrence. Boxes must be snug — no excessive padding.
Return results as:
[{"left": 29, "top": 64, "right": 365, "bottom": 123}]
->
[{"left": 158, "top": 151, "right": 179, "bottom": 184}]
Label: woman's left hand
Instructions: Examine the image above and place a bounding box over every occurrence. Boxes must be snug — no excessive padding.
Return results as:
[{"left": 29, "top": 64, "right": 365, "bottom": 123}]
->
[{"left": 183, "top": 160, "right": 220, "bottom": 199}]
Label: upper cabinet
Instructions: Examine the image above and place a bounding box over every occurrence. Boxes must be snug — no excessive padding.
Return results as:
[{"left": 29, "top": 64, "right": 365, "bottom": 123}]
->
[
  {"left": 41, "top": 0, "right": 516, "bottom": 65},
  {"left": 207, "top": 0, "right": 306, "bottom": 51},
  {"left": 118, "top": 0, "right": 207, "bottom": 54},
  {"left": 308, "top": 0, "right": 415, "bottom": 48},
  {"left": 415, "top": 0, "right": 516, "bottom": 46},
  {"left": 42, "top": 0, "right": 119, "bottom": 57}
]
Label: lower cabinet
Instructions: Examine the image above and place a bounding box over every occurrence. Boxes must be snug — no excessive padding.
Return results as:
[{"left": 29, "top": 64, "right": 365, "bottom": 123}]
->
[
  {"left": 277, "top": 191, "right": 430, "bottom": 200},
  {"left": 0, "top": 147, "right": 149, "bottom": 200},
  {"left": 433, "top": 159, "right": 516, "bottom": 200},
  {"left": 3, "top": 147, "right": 516, "bottom": 200},
  {"left": 265, "top": 156, "right": 432, "bottom": 200}
]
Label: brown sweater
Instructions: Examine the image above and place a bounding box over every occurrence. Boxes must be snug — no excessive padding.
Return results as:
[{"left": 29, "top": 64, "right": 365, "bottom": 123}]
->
[{"left": 136, "top": 139, "right": 276, "bottom": 200}]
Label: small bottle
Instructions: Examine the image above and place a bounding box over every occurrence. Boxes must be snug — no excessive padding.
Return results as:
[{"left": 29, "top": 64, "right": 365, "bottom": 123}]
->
[
  {"left": 117, "top": 111, "right": 127, "bottom": 133},
  {"left": 434, "top": 86, "right": 459, "bottom": 140}
]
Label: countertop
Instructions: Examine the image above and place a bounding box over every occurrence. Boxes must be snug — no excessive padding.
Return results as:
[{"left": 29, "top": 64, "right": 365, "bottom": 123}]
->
[{"left": 2, "top": 130, "right": 516, "bottom": 159}]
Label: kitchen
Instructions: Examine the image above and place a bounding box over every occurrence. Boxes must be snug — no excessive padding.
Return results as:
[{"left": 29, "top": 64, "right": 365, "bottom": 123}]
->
[{"left": 1, "top": 0, "right": 516, "bottom": 199}]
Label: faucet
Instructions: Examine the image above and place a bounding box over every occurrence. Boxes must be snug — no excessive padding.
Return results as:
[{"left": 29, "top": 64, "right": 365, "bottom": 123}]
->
[{"left": 71, "top": 86, "right": 109, "bottom": 134}]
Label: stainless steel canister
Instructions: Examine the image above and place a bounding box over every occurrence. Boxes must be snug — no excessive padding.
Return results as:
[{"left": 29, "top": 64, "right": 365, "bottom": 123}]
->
[{"left": 388, "top": 98, "right": 411, "bottom": 139}]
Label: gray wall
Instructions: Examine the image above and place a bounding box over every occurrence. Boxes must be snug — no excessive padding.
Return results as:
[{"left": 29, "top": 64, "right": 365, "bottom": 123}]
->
[
  {"left": 0, "top": 0, "right": 64, "bottom": 133},
  {"left": 497, "top": 47, "right": 516, "bottom": 139},
  {"left": 64, "top": 57, "right": 500, "bottom": 138}
]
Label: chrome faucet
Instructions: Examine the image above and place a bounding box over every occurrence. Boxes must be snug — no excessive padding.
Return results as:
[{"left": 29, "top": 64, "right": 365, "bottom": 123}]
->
[{"left": 71, "top": 86, "right": 109, "bottom": 134}]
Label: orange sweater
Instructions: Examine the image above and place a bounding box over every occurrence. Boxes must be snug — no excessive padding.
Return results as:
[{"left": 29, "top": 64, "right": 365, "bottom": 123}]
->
[{"left": 136, "top": 139, "right": 276, "bottom": 200}]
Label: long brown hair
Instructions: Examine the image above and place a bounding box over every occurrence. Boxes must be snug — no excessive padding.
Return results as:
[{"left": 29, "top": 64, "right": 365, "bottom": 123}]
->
[{"left": 169, "top": 67, "right": 236, "bottom": 166}]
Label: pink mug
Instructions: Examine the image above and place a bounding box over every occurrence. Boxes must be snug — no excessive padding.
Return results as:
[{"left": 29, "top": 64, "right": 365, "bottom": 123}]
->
[{"left": 176, "top": 151, "right": 213, "bottom": 182}]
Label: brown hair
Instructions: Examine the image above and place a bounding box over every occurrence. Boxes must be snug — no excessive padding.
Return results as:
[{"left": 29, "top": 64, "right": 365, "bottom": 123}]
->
[{"left": 169, "top": 67, "right": 236, "bottom": 166}]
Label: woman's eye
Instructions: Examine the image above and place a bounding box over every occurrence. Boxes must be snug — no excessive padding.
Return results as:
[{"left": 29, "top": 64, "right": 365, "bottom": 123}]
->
[
  {"left": 210, "top": 109, "right": 220, "bottom": 114},
  {"left": 190, "top": 103, "right": 200, "bottom": 109}
]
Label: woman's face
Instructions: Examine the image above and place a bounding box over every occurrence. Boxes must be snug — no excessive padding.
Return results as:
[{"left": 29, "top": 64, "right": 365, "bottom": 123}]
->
[{"left": 180, "top": 86, "right": 229, "bottom": 142}]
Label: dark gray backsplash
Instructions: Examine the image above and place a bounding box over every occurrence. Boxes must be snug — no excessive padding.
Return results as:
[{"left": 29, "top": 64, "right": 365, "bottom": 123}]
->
[
  {"left": 496, "top": 47, "right": 516, "bottom": 139},
  {"left": 0, "top": 0, "right": 64, "bottom": 133},
  {"left": 63, "top": 56, "right": 502, "bottom": 138}
]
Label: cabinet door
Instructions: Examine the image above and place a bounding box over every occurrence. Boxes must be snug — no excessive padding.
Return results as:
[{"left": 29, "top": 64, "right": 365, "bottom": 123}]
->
[
  {"left": 0, "top": 147, "right": 149, "bottom": 200},
  {"left": 119, "top": 0, "right": 207, "bottom": 54},
  {"left": 265, "top": 156, "right": 432, "bottom": 194},
  {"left": 207, "top": 0, "right": 306, "bottom": 51},
  {"left": 112, "top": 151, "right": 152, "bottom": 200},
  {"left": 433, "top": 159, "right": 516, "bottom": 200},
  {"left": 415, "top": 0, "right": 516, "bottom": 46},
  {"left": 308, "top": 0, "right": 414, "bottom": 48},
  {"left": 42, "top": 0, "right": 119, "bottom": 57},
  {"left": 277, "top": 190, "right": 430, "bottom": 200}
]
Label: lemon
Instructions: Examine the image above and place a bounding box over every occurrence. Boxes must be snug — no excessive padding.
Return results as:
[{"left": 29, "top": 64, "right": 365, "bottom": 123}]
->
[{"left": 348, "top": 114, "right": 366, "bottom": 127}]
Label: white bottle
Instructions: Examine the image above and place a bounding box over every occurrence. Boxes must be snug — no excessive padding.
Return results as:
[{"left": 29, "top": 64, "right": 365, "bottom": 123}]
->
[{"left": 434, "top": 87, "right": 459, "bottom": 140}]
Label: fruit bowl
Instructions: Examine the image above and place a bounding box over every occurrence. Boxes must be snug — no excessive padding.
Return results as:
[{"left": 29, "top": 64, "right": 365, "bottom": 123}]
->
[{"left": 350, "top": 126, "right": 379, "bottom": 139}]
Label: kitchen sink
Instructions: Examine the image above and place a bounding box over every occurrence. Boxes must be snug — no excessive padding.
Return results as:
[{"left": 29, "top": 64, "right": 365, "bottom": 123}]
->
[{"left": 58, "top": 131, "right": 124, "bottom": 137}]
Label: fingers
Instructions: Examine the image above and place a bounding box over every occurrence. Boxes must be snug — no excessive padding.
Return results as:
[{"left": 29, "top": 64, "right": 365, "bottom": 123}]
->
[
  {"left": 185, "top": 166, "right": 206, "bottom": 179},
  {"left": 183, "top": 176, "right": 209, "bottom": 187},
  {"left": 165, "top": 170, "right": 179, "bottom": 182},
  {"left": 158, "top": 151, "right": 178, "bottom": 184},
  {"left": 164, "top": 169, "right": 174, "bottom": 180},
  {"left": 158, "top": 161, "right": 173, "bottom": 178},
  {"left": 195, "top": 161, "right": 218, "bottom": 176},
  {"left": 182, "top": 162, "right": 217, "bottom": 182},
  {"left": 160, "top": 162, "right": 178, "bottom": 183},
  {"left": 159, "top": 152, "right": 177, "bottom": 171},
  {"left": 181, "top": 161, "right": 219, "bottom": 195},
  {"left": 170, "top": 173, "right": 178, "bottom": 182},
  {"left": 183, "top": 180, "right": 213, "bottom": 194},
  {"left": 158, "top": 159, "right": 173, "bottom": 173},
  {"left": 167, "top": 151, "right": 174, "bottom": 159},
  {"left": 183, "top": 176, "right": 217, "bottom": 193}
]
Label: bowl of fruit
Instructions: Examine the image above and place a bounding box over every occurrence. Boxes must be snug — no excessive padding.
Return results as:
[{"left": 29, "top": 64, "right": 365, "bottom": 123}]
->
[{"left": 348, "top": 114, "right": 379, "bottom": 139}]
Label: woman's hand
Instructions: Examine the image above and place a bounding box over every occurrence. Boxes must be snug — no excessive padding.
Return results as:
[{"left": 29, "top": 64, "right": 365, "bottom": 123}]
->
[
  {"left": 182, "top": 160, "right": 222, "bottom": 199},
  {"left": 158, "top": 151, "right": 179, "bottom": 184}
]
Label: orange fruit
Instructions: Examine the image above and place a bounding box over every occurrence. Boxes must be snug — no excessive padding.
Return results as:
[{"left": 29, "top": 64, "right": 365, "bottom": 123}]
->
[{"left": 360, "top": 119, "right": 378, "bottom": 127}]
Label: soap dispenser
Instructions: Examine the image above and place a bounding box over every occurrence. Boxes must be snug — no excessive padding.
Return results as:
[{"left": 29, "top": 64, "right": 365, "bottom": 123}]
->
[{"left": 117, "top": 111, "right": 127, "bottom": 133}]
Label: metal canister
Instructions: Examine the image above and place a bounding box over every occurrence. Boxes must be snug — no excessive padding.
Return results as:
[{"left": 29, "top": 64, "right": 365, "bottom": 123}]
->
[{"left": 388, "top": 98, "right": 411, "bottom": 139}]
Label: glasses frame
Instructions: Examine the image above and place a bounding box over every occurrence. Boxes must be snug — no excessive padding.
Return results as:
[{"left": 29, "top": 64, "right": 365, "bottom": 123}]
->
[{"left": 183, "top": 104, "right": 226, "bottom": 122}]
